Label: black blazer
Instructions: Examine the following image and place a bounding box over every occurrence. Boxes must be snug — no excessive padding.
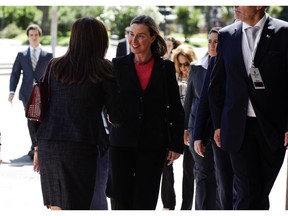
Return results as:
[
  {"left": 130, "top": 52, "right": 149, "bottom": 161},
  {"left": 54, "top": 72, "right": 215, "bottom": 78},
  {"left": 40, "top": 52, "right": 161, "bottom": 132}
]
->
[
  {"left": 209, "top": 16, "right": 288, "bottom": 152},
  {"left": 9, "top": 47, "right": 53, "bottom": 107},
  {"left": 110, "top": 54, "right": 184, "bottom": 154},
  {"left": 36, "top": 62, "right": 123, "bottom": 152}
]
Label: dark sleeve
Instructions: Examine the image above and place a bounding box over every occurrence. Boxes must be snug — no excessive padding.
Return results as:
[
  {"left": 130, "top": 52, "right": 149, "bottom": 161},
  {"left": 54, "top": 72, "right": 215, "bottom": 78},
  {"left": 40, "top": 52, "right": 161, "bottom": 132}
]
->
[
  {"left": 102, "top": 77, "right": 123, "bottom": 127},
  {"left": 165, "top": 60, "right": 185, "bottom": 154},
  {"left": 183, "top": 66, "right": 195, "bottom": 130},
  {"left": 9, "top": 53, "right": 22, "bottom": 92},
  {"left": 193, "top": 57, "right": 215, "bottom": 142},
  {"left": 208, "top": 36, "right": 226, "bottom": 130}
]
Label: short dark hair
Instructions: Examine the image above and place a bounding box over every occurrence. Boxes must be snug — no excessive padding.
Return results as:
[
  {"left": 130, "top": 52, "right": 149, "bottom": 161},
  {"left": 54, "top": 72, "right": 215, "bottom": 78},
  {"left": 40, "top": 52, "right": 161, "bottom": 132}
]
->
[{"left": 26, "top": 24, "right": 42, "bottom": 36}]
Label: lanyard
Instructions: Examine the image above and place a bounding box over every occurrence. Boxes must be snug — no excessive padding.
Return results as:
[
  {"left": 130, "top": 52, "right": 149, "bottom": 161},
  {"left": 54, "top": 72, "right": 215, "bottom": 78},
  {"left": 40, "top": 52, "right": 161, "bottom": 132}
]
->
[{"left": 243, "top": 28, "right": 261, "bottom": 67}]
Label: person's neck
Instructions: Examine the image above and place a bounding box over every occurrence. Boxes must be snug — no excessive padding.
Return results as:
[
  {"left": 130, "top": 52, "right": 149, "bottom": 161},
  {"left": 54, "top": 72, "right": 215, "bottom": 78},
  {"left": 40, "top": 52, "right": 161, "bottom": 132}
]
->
[
  {"left": 244, "top": 12, "right": 265, "bottom": 26},
  {"left": 134, "top": 54, "right": 153, "bottom": 65}
]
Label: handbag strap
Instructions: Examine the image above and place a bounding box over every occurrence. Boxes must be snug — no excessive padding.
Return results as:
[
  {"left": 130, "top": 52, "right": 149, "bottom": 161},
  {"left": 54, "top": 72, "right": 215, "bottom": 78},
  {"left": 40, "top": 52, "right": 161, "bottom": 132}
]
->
[{"left": 41, "top": 62, "right": 52, "bottom": 102}]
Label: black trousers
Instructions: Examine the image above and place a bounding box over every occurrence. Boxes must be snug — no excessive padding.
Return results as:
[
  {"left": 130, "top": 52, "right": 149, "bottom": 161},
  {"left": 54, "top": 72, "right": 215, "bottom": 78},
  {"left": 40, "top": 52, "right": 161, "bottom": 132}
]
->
[
  {"left": 229, "top": 117, "right": 286, "bottom": 209},
  {"left": 28, "top": 119, "right": 38, "bottom": 148},
  {"left": 190, "top": 141, "right": 219, "bottom": 210},
  {"left": 109, "top": 146, "right": 166, "bottom": 210},
  {"left": 24, "top": 100, "right": 39, "bottom": 149},
  {"left": 212, "top": 141, "right": 233, "bottom": 210},
  {"left": 161, "top": 145, "right": 194, "bottom": 210}
]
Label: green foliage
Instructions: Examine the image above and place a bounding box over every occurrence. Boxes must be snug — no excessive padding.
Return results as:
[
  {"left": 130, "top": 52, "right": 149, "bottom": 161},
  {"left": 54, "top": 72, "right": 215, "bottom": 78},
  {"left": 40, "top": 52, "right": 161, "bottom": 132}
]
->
[
  {"left": 0, "top": 6, "right": 42, "bottom": 31},
  {"left": 0, "top": 23, "right": 22, "bottom": 38},
  {"left": 101, "top": 6, "right": 163, "bottom": 39},
  {"left": 57, "top": 6, "right": 104, "bottom": 37},
  {"left": 101, "top": 6, "right": 139, "bottom": 39},
  {"left": 175, "top": 6, "right": 201, "bottom": 43}
]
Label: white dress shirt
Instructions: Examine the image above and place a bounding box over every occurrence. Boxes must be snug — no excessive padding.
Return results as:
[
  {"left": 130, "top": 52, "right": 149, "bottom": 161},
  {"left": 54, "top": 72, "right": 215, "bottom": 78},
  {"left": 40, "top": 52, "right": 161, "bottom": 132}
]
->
[{"left": 241, "top": 13, "right": 267, "bottom": 117}]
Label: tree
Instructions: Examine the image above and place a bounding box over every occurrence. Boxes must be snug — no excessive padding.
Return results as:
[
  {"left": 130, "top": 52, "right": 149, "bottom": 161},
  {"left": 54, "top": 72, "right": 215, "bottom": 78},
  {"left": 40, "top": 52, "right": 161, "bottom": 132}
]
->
[
  {"left": 101, "top": 6, "right": 162, "bottom": 39},
  {"left": 175, "top": 6, "right": 200, "bottom": 43}
]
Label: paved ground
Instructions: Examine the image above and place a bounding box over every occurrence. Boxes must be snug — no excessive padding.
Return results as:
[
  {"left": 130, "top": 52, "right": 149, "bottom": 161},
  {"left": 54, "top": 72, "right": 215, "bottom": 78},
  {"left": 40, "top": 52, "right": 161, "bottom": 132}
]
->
[{"left": 0, "top": 40, "right": 287, "bottom": 214}]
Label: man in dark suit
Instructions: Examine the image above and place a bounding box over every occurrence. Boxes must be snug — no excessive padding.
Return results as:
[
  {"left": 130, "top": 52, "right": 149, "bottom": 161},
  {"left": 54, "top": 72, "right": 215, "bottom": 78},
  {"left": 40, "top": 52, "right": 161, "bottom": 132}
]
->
[
  {"left": 116, "top": 26, "right": 130, "bottom": 57},
  {"left": 8, "top": 24, "right": 53, "bottom": 159},
  {"left": 208, "top": 6, "right": 288, "bottom": 209}
]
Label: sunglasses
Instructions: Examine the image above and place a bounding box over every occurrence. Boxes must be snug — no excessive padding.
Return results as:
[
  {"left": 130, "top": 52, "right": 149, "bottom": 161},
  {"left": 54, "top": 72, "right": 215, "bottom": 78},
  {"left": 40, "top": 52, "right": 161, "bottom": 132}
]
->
[{"left": 179, "top": 62, "right": 190, "bottom": 67}]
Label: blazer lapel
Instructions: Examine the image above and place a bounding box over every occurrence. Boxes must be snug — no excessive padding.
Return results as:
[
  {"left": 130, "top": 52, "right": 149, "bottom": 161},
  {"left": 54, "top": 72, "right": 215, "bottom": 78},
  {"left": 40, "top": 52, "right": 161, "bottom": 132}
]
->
[
  {"left": 254, "top": 17, "right": 274, "bottom": 66},
  {"left": 125, "top": 54, "right": 143, "bottom": 93},
  {"left": 233, "top": 23, "right": 249, "bottom": 79}
]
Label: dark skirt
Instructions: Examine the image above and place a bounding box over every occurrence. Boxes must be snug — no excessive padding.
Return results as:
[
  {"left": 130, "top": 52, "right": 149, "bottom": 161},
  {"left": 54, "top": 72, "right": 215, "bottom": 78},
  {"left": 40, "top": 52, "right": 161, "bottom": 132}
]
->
[{"left": 38, "top": 139, "right": 98, "bottom": 210}]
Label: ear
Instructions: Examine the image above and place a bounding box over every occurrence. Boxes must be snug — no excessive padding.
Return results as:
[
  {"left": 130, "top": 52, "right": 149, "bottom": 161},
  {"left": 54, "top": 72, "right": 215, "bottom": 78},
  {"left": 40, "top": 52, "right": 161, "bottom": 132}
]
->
[{"left": 150, "top": 35, "right": 157, "bottom": 43}]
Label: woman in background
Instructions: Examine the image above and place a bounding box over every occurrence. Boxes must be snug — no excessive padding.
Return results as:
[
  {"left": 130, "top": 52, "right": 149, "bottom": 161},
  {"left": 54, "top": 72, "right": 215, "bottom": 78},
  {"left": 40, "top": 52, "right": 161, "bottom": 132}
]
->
[
  {"left": 162, "top": 36, "right": 181, "bottom": 61},
  {"left": 161, "top": 43, "right": 197, "bottom": 210},
  {"left": 184, "top": 27, "right": 233, "bottom": 209}
]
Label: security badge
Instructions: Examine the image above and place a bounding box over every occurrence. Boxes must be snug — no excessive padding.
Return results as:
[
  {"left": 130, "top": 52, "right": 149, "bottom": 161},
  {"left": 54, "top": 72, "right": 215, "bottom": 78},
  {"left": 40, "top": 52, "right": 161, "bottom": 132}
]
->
[{"left": 250, "top": 67, "right": 265, "bottom": 89}]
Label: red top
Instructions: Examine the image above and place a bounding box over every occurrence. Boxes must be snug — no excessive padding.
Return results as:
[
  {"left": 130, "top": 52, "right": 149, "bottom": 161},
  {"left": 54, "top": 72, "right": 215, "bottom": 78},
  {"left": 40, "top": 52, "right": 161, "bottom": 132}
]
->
[{"left": 135, "top": 58, "right": 155, "bottom": 91}]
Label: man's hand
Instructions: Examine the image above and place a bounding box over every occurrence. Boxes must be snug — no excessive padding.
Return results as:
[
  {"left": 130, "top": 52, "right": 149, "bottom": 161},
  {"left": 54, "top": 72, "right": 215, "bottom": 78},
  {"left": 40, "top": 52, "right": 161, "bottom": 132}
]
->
[
  {"left": 8, "top": 93, "right": 14, "bottom": 103},
  {"left": 214, "top": 128, "right": 221, "bottom": 147},
  {"left": 284, "top": 131, "right": 288, "bottom": 149},
  {"left": 194, "top": 140, "right": 205, "bottom": 157}
]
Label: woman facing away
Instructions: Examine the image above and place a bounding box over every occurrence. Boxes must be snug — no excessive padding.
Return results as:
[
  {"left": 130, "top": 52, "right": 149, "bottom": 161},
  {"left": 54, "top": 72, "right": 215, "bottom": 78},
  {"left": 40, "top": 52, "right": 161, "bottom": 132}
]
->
[
  {"left": 109, "top": 15, "right": 185, "bottom": 210},
  {"left": 33, "top": 17, "right": 123, "bottom": 210}
]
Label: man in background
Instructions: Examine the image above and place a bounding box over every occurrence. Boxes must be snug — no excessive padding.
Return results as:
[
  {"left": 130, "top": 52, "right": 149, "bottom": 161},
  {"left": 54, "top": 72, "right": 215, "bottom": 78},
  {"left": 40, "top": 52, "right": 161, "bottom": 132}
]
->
[
  {"left": 8, "top": 24, "right": 53, "bottom": 160},
  {"left": 116, "top": 26, "right": 130, "bottom": 57}
]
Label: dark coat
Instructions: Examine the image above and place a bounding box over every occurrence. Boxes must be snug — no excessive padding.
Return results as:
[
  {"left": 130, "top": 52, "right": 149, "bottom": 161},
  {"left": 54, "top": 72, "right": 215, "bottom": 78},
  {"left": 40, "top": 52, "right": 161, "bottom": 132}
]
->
[
  {"left": 209, "top": 16, "right": 288, "bottom": 153},
  {"left": 110, "top": 53, "right": 184, "bottom": 154},
  {"left": 116, "top": 38, "right": 129, "bottom": 57}
]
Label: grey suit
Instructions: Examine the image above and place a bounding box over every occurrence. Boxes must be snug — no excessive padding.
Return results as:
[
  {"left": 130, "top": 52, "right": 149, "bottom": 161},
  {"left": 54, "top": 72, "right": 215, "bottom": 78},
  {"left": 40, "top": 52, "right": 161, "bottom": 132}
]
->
[{"left": 9, "top": 47, "right": 53, "bottom": 147}]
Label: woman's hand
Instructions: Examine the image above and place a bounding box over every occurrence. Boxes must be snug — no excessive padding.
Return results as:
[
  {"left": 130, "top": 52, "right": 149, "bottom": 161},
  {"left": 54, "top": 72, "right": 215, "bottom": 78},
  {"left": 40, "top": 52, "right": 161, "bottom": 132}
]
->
[
  {"left": 33, "top": 147, "right": 39, "bottom": 173},
  {"left": 184, "top": 130, "right": 189, "bottom": 146},
  {"left": 167, "top": 150, "right": 181, "bottom": 166}
]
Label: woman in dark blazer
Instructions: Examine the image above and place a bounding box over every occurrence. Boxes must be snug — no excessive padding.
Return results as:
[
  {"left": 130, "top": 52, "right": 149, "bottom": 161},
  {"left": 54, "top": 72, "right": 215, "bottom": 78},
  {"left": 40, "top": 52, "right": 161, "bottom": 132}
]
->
[
  {"left": 109, "top": 15, "right": 184, "bottom": 210},
  {"left": 33, "top": 17, "right": 122, "bottom": 210}
]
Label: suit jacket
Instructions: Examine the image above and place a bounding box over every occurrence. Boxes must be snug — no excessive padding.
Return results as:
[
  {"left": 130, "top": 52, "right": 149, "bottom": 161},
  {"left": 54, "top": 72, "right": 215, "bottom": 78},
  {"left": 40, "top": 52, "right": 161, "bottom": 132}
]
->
[
  {"left": 9, "top": 47, "right": 53, "bottom": 107},
  {"left": 36, "top": 62, "right": 123, "bottom": 153},
  {"left": 116, "top": 38, "right": 129, "bottom": 57},
  {"left": 110, "top": 53, "right": 184, "bottom": 154},
  {"left": 192, "top": 57, "right": 216, "bottom": 144},
  {"left": 209, "top": 16, "right": 288, "bottom": 152},
  {"left": 184, "top": 59, "right": 208, "bottom": 142}
]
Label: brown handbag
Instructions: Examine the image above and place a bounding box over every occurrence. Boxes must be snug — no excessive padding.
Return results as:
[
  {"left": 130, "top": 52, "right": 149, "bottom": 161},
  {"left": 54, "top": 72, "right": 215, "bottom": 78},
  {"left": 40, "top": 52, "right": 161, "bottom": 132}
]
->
[{"left": 25, "top": 66, "right": 51, "bottom": 122}]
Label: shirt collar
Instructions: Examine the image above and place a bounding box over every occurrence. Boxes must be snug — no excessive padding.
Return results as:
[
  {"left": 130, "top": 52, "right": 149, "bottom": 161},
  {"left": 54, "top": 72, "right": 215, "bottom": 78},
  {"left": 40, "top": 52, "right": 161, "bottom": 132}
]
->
[
  {"left": 30, "top": 44, "right": 41, "bottom": 52},
  {"left": 194, "top": 55, "right": 209, "bottom": 70}
]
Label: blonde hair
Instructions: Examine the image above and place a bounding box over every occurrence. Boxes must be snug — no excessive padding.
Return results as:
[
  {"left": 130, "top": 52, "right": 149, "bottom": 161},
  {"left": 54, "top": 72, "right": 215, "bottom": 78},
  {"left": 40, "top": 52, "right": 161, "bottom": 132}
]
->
[{"left": 172, "top": 44, "right": 197, "bottom": 77}]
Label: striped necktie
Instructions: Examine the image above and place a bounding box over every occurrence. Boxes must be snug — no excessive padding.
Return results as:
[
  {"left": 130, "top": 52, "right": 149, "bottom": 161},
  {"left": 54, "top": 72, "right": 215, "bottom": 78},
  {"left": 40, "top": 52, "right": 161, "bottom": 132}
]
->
[{"left": 31, "top": 48, "right": 38, "bottom": 71}]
